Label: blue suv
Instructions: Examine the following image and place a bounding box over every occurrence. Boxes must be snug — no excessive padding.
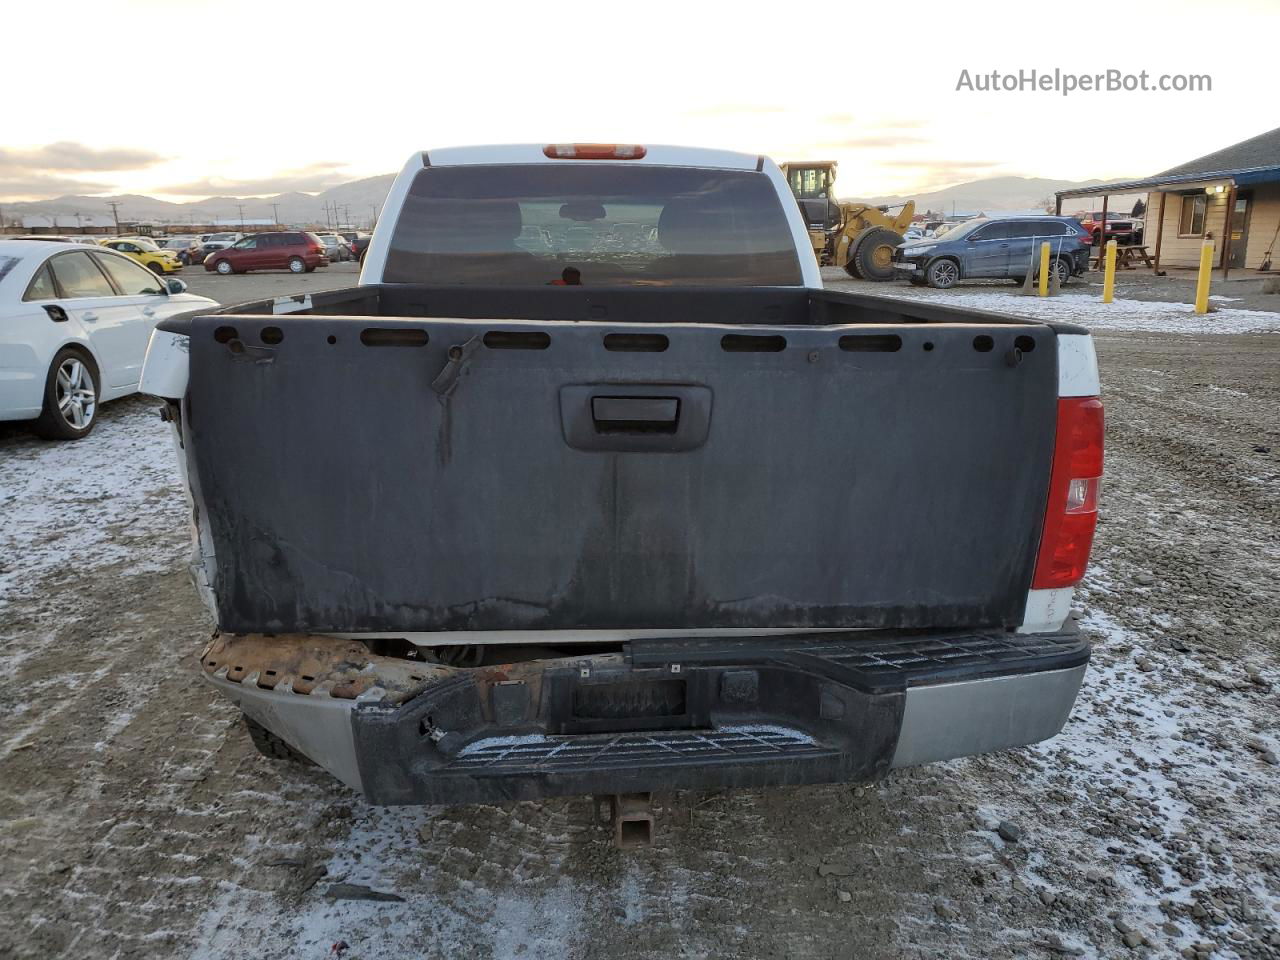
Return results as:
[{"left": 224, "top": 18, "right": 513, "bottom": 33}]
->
[{"left": 894, "top": 217, "right": 1092, "bottom": 289}]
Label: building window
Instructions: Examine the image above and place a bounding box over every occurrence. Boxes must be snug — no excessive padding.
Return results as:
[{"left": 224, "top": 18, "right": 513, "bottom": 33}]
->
[{"left": 1178, "top": 194, "right": 1207, "bottom": 236}]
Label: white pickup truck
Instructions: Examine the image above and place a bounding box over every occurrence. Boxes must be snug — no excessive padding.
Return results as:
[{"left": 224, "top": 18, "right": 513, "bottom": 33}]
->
[{"left": 141, "top": 143, "right": 1102, "bottom": 821}]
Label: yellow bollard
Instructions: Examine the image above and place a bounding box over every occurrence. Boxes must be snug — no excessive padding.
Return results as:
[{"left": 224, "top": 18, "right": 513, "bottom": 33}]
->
[
  {"left": 1102, "top": 240, "right": 1117, "bottom": 303},
  {"left": 1194, "top": 239, "right": 1214, "bottom": 315},
  {"left": 1038, "top": 241, "right": 1051, "bottom": 297}
]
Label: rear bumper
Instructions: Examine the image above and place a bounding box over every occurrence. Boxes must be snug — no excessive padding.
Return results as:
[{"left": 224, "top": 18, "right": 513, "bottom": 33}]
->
[{"left": 203, "top": 625, "right": 1088, "bottom": 805}]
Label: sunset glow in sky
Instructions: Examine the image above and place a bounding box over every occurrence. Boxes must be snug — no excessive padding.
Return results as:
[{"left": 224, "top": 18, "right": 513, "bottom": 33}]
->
[{"left": 2, "top": 0, "right": 1276, "bottom": 203}]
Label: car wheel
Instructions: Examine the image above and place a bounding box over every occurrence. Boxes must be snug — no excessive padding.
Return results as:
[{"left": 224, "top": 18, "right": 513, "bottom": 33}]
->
[
  {"left": 288, "top": 257, "right": 305, "bottom": 273},
  {"left": 215, "top": 259, "right": 234, "bottom": 275},
  {"left": 1054, "top": 257, "right": 1071, "bottom": 287},
  {"left": 148, "top": 261, "right": 166, "bottom": 275},
  {"left": 33, "top": 348, "right": 99, "bottom": 440},
  {"left": 925, "top": 258, "right": 959, "bottom": 289}
]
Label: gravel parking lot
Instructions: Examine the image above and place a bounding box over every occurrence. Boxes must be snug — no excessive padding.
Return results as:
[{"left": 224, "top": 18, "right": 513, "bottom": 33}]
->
[
  {"left": 1, "top": 285, "right": 1277, "bottom": 959},
  {"left": 179, "top": 260, "right": 362, "bottom": 303}
]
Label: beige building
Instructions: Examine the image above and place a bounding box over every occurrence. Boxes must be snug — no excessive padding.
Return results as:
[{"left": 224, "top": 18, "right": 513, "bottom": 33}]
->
[{"left": 1055, "top": 126, "right": 1279, "bottom": 277}]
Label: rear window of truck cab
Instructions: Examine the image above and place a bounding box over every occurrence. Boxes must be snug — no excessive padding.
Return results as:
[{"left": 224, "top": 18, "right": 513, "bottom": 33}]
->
[{"left": 383, "top": 164, "right": 804, "bottom": 287}]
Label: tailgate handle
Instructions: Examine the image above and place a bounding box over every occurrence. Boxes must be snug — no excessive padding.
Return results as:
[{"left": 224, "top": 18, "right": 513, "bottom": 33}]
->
[
  {"left": 591, "top": 396, "right": 679, "bottom": 433},
  {"left": 560, "top": 384, "right": 711, "bottom": 452}
]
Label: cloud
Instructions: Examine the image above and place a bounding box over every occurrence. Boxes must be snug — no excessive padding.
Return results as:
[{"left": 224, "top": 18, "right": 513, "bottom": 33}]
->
[
  {"left": 0, "top": 141, "right": 165, "bottom": 173},
  {"left": 815, "top": 135, "right": 930, "bottom": 149},
  {"left": 682, "top": 103, "right": 787, "bottom": 118},
  {"left": 158, "top": 163, "right": 353, "bottom": 197},
  {"left": 895, "top": 159, "right": 1002, "bottom": 171},
  {"left": 821, "top": 115, "right": 925, "bottom": 129},
  {"left": 0, "top": 175, "right": 115, "bottom": 200}
]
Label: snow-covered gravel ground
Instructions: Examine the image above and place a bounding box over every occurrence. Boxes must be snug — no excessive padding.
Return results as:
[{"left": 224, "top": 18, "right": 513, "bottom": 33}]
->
[
  {"left": 1, "top": 316, "right": 1277, "bottom": 959},
  {"left": 0, "top": 405, "right": 185, "bottom": 613},
  {"left": 851, "top": 285, "right": 1280, "bottom": 336}
]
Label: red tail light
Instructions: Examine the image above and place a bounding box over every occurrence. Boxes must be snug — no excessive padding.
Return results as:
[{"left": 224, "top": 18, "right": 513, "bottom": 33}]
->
[
  {"left": 1033, "top": 397, "right": 1104, "bottom": 589},
  {"left": 543, "top": 143, "right": 647, "bottom": 160}
]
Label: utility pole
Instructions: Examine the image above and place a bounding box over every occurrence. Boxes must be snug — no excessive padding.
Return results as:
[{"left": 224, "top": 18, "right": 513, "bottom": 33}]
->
[
  {"left": 106, "top": 200, "right": 122, "bottom": 234},
  {"left": 370, "top": 204, "right": 378, "bottom": 230},
  {"left": 342, "top": 204, "right": 350, "bottom": 229},
  {"left": 270, "top": 202, "right": 280, "bottom": 225},
  {"left": 236, "top": 204, "right": 246, "bottom": 229}
]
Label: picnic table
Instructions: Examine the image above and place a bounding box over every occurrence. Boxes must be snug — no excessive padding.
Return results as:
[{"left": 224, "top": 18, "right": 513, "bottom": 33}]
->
[{"left": 1091, "top": 245, "right": 1154, "bottom": 270}]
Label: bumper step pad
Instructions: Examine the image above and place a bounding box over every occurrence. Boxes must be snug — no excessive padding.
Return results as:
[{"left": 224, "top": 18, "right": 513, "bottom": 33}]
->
[{"left": 448, "top": 725, "right": 828, "bottom": 773}]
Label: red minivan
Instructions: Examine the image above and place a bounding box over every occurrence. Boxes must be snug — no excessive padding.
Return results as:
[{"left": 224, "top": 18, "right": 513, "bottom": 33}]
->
[{"left": 204, "top": 232, "right": 330, "bottom": 275}]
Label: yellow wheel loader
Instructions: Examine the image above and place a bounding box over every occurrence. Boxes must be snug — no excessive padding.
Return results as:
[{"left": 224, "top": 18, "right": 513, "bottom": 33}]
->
[{"left": 779, "top": 161, "right": 915, "bottom": 281}]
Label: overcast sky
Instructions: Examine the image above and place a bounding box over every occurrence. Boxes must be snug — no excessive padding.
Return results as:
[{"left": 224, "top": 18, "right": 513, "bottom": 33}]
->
[{"left": 2, "top": 0, "right": 1276, "bottom": 203}]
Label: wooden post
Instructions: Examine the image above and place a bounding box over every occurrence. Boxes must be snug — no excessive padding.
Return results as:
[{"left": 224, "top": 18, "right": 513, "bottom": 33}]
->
[
  {"left": 1220, "top": 184, "right": 1236, "bottom": 280},
  {"left": 1152, "top": 191, "right": 1167, "bottom": 275},
  {"left": 1055, "top": 195, "right": 1062, "bottom": 215}
]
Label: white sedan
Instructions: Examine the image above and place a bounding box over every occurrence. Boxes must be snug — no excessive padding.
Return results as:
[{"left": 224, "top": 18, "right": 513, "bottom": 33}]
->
[{"left": 0, "top": 240, "right": 216, "bottom": 440}]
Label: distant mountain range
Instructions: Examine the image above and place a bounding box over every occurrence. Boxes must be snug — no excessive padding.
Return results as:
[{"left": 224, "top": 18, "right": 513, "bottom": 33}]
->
[
  {"left": 1, "top": 173, "right": 1146, "bottom": 228},
  {"left": 851, "top": 176, "right": 1144, "bottom": 217},
  {"left": 0, "top": 174, "right": 398, "bottom": 228}
]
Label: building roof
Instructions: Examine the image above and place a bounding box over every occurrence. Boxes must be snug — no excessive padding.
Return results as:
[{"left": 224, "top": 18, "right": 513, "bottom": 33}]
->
[
  {"left": 1056, "top": 125, "right": 1280, "bottom": 200},
  {"left": 1157, "top": 125, "right": 1280, "bottom": 177},
  {"left": 21, "top": 214, "right": 116, "bottom": 229}
]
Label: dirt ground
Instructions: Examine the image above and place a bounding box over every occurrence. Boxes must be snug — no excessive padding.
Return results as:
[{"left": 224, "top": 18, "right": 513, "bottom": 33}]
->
[{"left": 1, "top": 314, "right": 1278, "bottom": 958}]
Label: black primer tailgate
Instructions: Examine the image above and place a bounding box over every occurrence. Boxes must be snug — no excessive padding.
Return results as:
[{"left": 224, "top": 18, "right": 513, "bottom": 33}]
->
[{"left": 186, "top": 314, "right": 1057, "bottom": 634}]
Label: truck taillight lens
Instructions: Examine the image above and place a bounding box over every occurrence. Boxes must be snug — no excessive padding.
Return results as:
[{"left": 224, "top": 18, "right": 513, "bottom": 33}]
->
[
  {"left": 543, "top": 143, "right": 647, "bottom": 160},
  {"left": 1033, "top": 396, "right": 1104, "bottom": 589}
]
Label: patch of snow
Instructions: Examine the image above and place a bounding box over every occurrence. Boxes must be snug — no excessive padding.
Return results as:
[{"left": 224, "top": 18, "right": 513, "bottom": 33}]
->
[
  {"left": 191, "top": 804, "right": 591, "bottom": 960},
  {"left": 0, "top": 399, "right": 186, "bottom": 612},
  {"left": 862, "top": 287, "right": 1280, "bottom": 335}
]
